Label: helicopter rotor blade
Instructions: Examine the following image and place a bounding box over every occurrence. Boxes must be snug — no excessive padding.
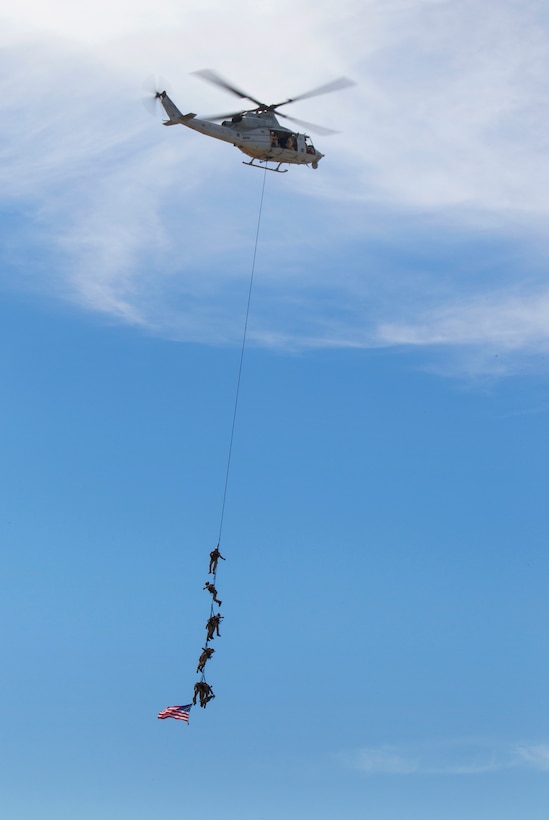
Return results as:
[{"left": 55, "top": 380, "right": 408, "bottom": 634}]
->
[
  {"left": 192, "top": 69, "right": 266, "bottom": 109},
  {"left": 201, "top": 110, "right": 250, "bottom": 122},
  {"left": 272, "top": 76, "right": 356, "bottom": 110},
  {"left": 275, "top": 111, "right": 339, "bottom": 136}
]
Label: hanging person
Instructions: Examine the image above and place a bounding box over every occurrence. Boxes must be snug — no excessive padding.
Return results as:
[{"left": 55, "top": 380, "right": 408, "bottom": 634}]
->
[
  {"left": 203, "top": 581, "right": 222, "bottom": 606},
  {"left": 193, "top": 680, "right": 215, "bottom": 708},
  {"left": 206, "top": 613, "right": 223, "bottom": 641},
  {"left": 199, "top": 681, "right": 215, "bottom": 708},
  {"left": 209, "top": 546, "right": 225, "bottom": 575},
  {"left": 196, "top": 646, "right": 215, "bottom": 673}
]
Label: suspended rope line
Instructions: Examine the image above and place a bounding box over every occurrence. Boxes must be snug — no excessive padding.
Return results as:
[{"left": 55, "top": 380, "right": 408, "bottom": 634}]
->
[
  {"left": 159, "top": 171, "right": 267, "bottom": 723},
  {"left": 217, "top": 167, "right": 268, "bottom": 545}
]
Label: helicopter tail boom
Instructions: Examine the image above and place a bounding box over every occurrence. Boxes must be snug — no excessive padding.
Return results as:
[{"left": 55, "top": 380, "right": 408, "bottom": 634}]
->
[
  {"left": 155, "top": 90, "right": 196, "bottom": 125},
  {"left": 163, "top": 113, "right": 196, "bottom": 126}
]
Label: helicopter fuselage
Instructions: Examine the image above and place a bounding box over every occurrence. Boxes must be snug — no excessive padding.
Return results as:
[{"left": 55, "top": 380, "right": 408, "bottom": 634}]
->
[{"left": 158, "top": 92, "right": 324, "bottom": 170}]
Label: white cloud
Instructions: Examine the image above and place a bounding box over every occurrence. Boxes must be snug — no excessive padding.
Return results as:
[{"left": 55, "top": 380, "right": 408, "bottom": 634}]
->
[
  {"left": 515, "top": 744, "right": 549, "bottom": 771},
  {"left": 2, "top": 0, "right": 549, "bottom": 375},
  {"left": 347, "top": 739, "right": 549, "bottom": 776},
  {"left": 5, "top": 0, "right": 549, "bottom": 212},
  {"left": 375, "top": 285, "right": 549, "bottom": 376}
]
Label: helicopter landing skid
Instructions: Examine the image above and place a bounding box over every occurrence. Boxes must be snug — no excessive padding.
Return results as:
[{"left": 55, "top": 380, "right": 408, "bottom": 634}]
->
[{"left": 242, "top": 159, "right": 288, "bottom": 173}]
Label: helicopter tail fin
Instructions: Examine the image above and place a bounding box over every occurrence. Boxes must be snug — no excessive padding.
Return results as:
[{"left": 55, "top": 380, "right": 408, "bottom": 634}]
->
[{"left": 156, "top": 91, "right": 196, "bottom": 125}]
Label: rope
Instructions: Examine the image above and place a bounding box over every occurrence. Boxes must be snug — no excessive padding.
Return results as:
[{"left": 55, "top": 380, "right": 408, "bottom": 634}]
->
[
  {"left": 216, "top": 168, "right": 268, "bottom": 545},
  {"left": 193, "top": 169, "right": 267, "bottom": 711}
]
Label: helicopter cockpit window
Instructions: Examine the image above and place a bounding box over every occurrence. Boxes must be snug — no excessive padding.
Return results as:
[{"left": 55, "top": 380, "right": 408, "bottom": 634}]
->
[{"left": 305, "top": 137, "right": 316, "bottom": 154}]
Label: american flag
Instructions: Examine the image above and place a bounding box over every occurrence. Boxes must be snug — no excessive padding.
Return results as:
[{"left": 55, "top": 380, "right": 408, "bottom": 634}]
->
[{"left": 157, "top": 704, "right": 192, "bottom": 723}]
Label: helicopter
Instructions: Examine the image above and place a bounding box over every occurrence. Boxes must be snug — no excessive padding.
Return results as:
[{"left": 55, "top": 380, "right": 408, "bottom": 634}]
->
[{"left": 152, "top": 69, "right": 355, "bottom": 173}]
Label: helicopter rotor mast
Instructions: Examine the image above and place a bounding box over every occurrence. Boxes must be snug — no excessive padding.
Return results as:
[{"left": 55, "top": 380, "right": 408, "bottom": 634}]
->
[{"left": 193, "top": 69, "right": 355, "bottom": 135}]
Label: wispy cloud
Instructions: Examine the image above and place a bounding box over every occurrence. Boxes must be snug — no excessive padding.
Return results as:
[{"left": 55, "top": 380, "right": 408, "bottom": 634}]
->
[
  {"left": 515, "top": 744, "right": 549, "bottom": 771},
  {"left": 346, "top": 739, "right": 549, "bottom": 776},
  {"left": 374, "top": 285, "right": 549, "bottom": 377},
  {"left": 2, "top": 1, "right": 549, "bottom": 374}
]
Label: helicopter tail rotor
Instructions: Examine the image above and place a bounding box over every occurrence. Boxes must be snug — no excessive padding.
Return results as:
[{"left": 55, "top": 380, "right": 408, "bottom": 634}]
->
[{"left": 142, "top": 75, "right": 172, "bottom": 116}]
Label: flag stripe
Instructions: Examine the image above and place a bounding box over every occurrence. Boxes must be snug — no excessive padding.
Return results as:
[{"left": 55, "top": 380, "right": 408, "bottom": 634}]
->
[{"left": 157, "top": 704, "right": 192, "bottom": 722}]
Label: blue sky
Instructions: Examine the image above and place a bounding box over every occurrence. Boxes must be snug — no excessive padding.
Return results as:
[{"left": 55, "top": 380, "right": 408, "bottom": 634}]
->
[{"left": 2, "top": 1, "right": 549, "bottom": 818}]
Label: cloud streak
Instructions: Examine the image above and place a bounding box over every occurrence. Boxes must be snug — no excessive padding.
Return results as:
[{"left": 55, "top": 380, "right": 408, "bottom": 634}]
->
[{"left": 346, "top": 739, "right": 549, "bottom": 776}]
